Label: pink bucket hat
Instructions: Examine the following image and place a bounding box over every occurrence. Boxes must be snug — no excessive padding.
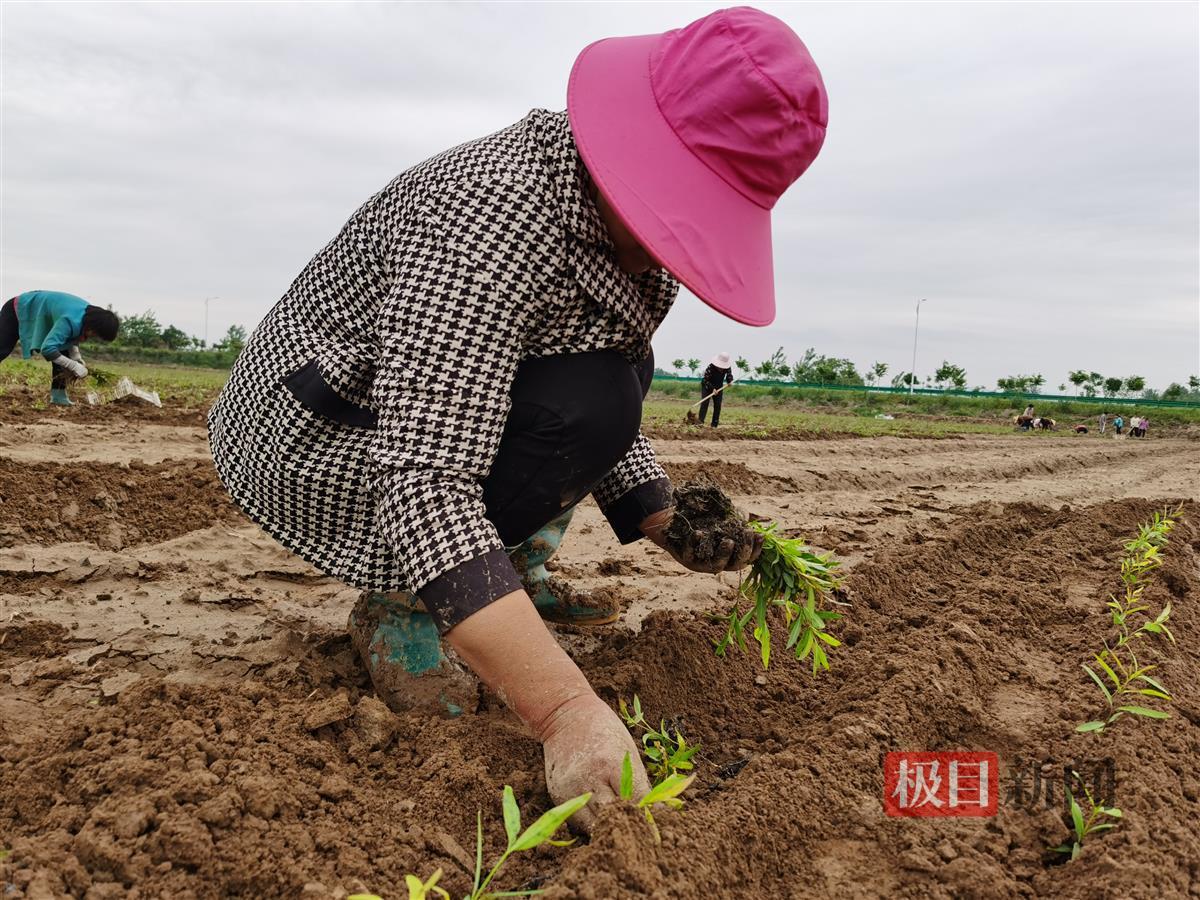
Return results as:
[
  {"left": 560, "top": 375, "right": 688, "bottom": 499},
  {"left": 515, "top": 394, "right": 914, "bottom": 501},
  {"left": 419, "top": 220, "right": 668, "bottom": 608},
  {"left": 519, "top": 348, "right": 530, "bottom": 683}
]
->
[{"left": 568, "top": 6, "right": 828, "bottom": 327}]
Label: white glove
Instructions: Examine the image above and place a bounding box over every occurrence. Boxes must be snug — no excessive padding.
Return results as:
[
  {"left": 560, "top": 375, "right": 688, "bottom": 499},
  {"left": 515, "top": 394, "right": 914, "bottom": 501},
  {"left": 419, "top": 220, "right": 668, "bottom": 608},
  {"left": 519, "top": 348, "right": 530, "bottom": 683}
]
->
[
  {"left": 53, "top": 356, "right": 88, "bottom": 379},
  {"left": 66, "top": 345, "right": 83, "bottom": 363}
]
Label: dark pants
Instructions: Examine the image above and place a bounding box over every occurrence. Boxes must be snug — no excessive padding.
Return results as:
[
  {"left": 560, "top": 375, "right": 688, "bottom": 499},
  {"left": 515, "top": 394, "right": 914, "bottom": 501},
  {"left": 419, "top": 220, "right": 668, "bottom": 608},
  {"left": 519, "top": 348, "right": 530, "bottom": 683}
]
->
[
  {"left": 698, "top": 383, "right": 723, "bottom": 427},
  {"left": 481, "top": 350, "right": 653, "bottom": 547},
  {"left": 0, "top": 297, "right": 71, "bottom": 390}
]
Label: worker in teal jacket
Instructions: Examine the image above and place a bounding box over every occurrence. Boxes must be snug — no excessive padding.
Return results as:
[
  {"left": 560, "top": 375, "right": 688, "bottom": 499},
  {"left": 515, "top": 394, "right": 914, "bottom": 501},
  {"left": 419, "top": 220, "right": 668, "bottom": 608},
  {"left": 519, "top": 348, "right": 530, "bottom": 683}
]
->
[{"left": 0, "top": 291, "right": 120, "bottom": 405}]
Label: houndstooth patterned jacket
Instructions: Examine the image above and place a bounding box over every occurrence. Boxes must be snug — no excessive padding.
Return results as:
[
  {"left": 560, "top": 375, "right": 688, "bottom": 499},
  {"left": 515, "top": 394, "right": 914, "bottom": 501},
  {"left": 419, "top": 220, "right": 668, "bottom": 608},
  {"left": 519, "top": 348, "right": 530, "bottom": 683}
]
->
[{"left": 208, "top": 110, "right": 677, "bottom": 627}]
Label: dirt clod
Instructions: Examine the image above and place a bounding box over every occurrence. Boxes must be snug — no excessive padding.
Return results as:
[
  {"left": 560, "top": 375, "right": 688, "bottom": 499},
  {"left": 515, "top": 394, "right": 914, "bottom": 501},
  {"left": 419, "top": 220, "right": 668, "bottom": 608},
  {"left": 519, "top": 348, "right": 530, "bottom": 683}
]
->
[{"left": 664, "top": 478, "right": 751, "bottom": 562}]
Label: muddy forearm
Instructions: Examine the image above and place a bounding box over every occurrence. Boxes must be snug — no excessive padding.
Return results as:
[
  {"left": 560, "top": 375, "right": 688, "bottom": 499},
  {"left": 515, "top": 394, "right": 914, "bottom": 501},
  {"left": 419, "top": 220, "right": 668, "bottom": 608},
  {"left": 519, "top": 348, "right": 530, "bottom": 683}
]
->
[{"left": 443, "top": 589, "right": 596, "bottom": 740}]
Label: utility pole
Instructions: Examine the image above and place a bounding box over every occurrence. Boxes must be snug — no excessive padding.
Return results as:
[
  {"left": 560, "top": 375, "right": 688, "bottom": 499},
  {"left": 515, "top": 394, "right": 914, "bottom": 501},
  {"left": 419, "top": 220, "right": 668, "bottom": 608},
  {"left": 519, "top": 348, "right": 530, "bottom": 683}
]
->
[
  {"left": 204, "top": 296, "right": 219, "bottom": 347},
  {"left": 909, "top": 298, "right": 926, "bottom": 395}
]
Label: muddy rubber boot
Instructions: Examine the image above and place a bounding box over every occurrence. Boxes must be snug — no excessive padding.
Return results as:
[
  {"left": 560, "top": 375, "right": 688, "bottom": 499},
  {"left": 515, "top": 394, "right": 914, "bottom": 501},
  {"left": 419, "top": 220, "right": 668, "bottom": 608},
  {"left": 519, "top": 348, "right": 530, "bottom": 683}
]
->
[
  {"left": 50, "top": 388, "right": 73, "bottom": 406},
  {"left": 347, "top": 592, "right": 477, "bottom": 718},
  {"left": 508, "top": 510, "right": 620, "bottom": 626}
]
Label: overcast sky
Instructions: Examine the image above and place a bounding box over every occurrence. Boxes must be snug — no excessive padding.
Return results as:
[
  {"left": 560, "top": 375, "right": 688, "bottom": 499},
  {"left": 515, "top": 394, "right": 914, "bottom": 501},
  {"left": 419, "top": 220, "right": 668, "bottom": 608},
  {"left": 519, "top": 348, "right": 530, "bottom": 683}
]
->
[{"left": 2, "top": 1, "right": 1197, "bottom": 390}]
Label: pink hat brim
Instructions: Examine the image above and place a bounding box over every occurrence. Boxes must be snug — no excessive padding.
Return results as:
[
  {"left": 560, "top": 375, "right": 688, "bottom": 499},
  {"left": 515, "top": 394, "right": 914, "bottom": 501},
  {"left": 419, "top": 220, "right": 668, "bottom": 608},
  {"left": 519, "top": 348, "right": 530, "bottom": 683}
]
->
[{"left": 568, "top": 33, "right": 776, "bottom": 327}]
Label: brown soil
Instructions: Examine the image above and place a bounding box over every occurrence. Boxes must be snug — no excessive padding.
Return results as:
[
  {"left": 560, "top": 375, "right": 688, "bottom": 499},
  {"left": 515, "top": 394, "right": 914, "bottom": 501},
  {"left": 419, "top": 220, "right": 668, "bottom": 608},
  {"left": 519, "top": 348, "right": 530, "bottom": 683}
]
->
[
  {"left": 662, "top": 459, "right": 797, "bottom": 494},
  {"left": 3, "top": 420, "right": 1199, "bottom": 899},
  {"left": 0, "top": 384, "right": 209, "bottom": 426},
  {"left": 0, "top": 459, "right": 243, "bottom": 550}
]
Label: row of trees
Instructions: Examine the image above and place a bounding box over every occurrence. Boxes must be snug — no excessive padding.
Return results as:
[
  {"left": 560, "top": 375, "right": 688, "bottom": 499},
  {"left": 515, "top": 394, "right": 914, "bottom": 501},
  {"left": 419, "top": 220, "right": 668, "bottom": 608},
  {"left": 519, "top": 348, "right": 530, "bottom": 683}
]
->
[
  {"left": 108, "top": 310, "right": 247, "bottom": 354},
  {"left": 666, "top": 348, "right": 1200, "bottom": 401}
]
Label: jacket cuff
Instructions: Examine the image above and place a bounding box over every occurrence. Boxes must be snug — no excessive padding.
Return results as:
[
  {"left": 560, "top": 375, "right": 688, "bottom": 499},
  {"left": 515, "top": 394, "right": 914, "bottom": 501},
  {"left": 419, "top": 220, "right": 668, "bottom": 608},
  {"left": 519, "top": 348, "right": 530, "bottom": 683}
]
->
[
  {"left": 601, "top": 477, "right": 674, "bottom": 545},
  {"left": 417, "top": 548, "right": 523, "bottom": 634}
]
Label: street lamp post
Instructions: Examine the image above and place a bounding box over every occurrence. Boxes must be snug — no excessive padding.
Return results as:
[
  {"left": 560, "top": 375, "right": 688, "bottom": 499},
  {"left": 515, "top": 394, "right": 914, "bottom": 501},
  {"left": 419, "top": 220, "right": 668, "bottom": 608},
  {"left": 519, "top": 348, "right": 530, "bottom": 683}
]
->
[{"left": 909, "top": 298, "right": 927, "bottom": 395}]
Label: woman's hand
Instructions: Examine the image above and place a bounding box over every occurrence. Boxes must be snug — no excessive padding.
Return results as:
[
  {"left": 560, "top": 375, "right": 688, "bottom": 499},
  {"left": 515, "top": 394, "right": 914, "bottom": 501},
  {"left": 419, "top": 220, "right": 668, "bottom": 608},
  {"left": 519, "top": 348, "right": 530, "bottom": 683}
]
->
[
  {"left": 443, "top": 590, "right": 650, "bottom": 832},
  {"left": 639, "top": 507, "right": 763, "bottom": 573},
  {"left": 540, "top": 694, "right": 652, "bottom": 832}
]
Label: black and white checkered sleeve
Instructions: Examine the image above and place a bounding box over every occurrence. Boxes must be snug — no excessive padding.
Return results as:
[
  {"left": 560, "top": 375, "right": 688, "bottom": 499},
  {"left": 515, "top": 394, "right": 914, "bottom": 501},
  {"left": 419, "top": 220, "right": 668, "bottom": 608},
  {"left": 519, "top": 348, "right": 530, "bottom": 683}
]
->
[
  {"left": 591, "top": 432, "right": 674, "bottom": 544},
  {"left": 368, "top": 207, "right": 530, "bottom": 632}
]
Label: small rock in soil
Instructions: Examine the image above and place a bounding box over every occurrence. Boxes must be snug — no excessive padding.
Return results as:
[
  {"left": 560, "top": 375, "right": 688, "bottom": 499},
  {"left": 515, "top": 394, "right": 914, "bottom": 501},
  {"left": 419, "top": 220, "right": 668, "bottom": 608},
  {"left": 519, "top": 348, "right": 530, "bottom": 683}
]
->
[{"left": 303, "top": 692, "right": 354, "bottom": 730}]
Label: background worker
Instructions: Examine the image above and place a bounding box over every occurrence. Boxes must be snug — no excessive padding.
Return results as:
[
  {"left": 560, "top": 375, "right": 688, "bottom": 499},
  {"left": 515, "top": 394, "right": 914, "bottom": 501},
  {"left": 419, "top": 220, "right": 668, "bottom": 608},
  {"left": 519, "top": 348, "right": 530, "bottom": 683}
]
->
[
  {"left": 208, "top": 7, "right": 826, "bottom": 829},
  {"left": 0, "top": 290, "right": 120, "bottom": 406},
  {"left": 699, "top": 351, "right": 735, "bottom": 427}
]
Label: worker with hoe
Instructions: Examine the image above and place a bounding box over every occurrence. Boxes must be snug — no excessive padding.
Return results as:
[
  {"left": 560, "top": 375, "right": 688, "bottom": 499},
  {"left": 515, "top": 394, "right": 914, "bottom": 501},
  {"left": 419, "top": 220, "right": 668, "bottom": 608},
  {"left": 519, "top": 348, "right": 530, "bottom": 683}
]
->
[
  {"left": 0, "top": 291, "right": 120, "bottom": 406},
  {"left": 698, "top": 351, "right": 735, "bottom": 427},
  {"left": 208, "top": 7, "right": 827, "bottom": 829}
]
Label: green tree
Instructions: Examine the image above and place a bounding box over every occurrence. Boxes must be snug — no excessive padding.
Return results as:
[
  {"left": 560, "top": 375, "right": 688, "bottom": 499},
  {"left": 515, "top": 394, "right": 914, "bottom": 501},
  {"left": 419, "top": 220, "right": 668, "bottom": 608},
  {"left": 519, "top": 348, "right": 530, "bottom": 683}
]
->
[
  {"left": 160, "top": 325, "right": 192, "bottom": 350},
  {"left": 1124, "top": 375, "right": 1146, "bottom": 395},
  {"left": 687, "top": 357, "right": 701, "bottom": 376},
  {"left": 1103, "top": 377, "right": 1124, "bottom": 397},
  {"left": 672, "top": 358, "right": 686, "bottom": 374},
  {"left": 891, "top": 371, "right": 915, "bottom": 388},
  {"left": 791, "top": 348, "right": 862, "bottom": 385},
  {"left": 755, "top": 347, "right": 788, "bottom": 380},
  {"left": 1189, "top": 375, "right": 1200, "bottom": 392},
  {"left": 735, "top": 356, "right": 750, "bottom": 370},
  {"left": 1068, "top": 370, "right": 1089, "bottom": 394},
  {"left": 1162, "top": 383, "right": 1185, "bottom": 400},
  {"left": 119, "top": 311, "right": 163, "bottom": 348},
  {"left": 997, "top": 374, "right": 1042, "bottom": 394},
  {"left": 933, "top": 361, "right": 967, "bottom": 390},
  {"left": 215, "top": 324, "right": 248, "bottom": 353}
]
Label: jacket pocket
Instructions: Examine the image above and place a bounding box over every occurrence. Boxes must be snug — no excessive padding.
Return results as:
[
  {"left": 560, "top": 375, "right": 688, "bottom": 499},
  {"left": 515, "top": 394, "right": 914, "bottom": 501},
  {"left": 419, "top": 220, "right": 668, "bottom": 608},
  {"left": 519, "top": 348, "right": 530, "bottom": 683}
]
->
[{"left": 283, "top": 360, "right": 378, "bottom": 429}]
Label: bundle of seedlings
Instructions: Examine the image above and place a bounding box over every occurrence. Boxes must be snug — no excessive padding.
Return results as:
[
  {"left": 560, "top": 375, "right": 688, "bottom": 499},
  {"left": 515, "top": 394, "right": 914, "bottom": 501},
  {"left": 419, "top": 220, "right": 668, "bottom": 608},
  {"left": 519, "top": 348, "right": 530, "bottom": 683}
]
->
[{"left": 666, "top": 478, "right": 845, "bottom": 673}]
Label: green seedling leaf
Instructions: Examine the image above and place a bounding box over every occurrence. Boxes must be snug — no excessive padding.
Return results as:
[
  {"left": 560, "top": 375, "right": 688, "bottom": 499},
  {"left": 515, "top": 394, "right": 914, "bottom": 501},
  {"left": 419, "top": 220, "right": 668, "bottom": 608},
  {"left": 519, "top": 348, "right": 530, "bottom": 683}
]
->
[
  {"left": 502, "top": 786, "right": 521, "bottom": 849},
  {"left": 1075, "top": 721, "right": 1107, "bottom": 733},
  {"left": 401, "top": 869, "right": 449, "bottom": 900},
  {"left": 510, "top": 793, "right": 592, "bottom": 852},
  {"left": 620, "top": 752, "right": 634, "bottom": 801},
  {"left": 639, "top": 773, "right": 695, "bottom": 808},
  {"left": 1081, "top": 665, "right": 1112, "bottom": 703},
  {"left": 1134, "top": 688, "right": 1171, "bottom": 700},
  {"left": 1093, "top": 655, "right": 1121, "bottom": 690},
  {"left": 1101, "top": 807, "right": 1122, "bottom": 818},
  {"left": 473, "top": 810, "right": 485, "bottom": 896},
  {"left": 1068, "top": 792, "right": 1085, "bottom": 842},
  {"left": 1135, "top": 674, "right": 1169, "bottom": 694},
  {"left": 1115, "top": 705, "right": 1169, "bottom": 719}
]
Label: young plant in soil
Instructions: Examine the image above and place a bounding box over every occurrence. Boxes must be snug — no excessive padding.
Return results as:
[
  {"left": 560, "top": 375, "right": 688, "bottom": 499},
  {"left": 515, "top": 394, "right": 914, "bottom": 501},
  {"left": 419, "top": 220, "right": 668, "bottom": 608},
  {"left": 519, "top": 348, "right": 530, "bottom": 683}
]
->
[
  {"left": 619, "top": 751, "right": 695, "bottom": 844},
  {"left": 386, "top": 787, "right": 591, "bottom": 900},
  {"left": 1077, "top": 505, "right": 1185, "bottom": 733},
  {"left": 717, "top": 520, "right": 844, "bottom": 673},
  {"left": 1051, "top": 776, "right": 1122, "bottom": 861},
  {"left": 619, "top": 694, "right": 700, "bottom": 782}
]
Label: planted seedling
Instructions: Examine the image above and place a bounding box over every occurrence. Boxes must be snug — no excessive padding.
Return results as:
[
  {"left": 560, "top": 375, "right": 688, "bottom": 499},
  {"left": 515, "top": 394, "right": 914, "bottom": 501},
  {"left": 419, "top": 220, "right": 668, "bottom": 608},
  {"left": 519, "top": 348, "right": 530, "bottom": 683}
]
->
[
  {"left": 619, "top": 752, "right": 695, "bottom": 844},
  {"left": 717, "top": 520, "right": 844, "bottom": 673},
  {"left": 619, "top": 694, "right": 700, "bottom": 782},
  {"left": 1077, "top": 506, "right": 1185, "bottom": 733},
  {"left": 396, "top": 786, "right": 590, "bottom": 900},
  {"left": 1050, "top": 777, "right": 1122, "bottom": 861},
  {"left": 1077, "top": 644, "right": 1172, "bottom": 733}
]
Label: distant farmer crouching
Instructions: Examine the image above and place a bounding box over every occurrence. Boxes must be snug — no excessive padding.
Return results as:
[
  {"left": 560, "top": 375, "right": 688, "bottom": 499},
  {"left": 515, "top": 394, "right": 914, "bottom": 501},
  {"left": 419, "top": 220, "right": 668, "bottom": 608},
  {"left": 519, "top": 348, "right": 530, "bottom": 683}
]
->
[{"left": 0, "top": 291, "right": 120, "bottom": 406}]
